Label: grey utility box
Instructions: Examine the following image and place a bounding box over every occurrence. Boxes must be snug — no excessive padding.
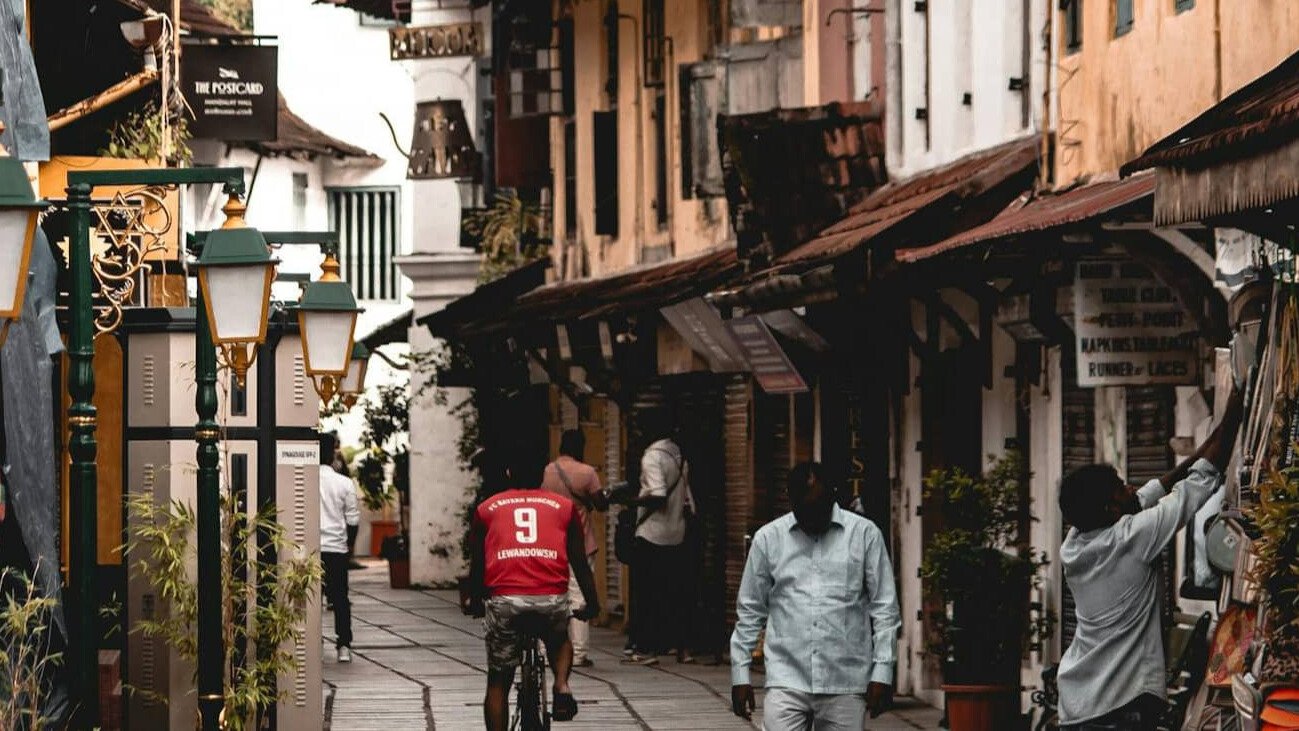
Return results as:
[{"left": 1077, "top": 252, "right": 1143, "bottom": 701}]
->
[{"left": 122, "top": 309, "right": 322, "bottom": 730}]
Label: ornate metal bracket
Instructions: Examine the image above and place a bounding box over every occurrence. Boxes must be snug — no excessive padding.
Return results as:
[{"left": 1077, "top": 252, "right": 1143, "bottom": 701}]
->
[{"left": 90, "top": 184, "right": 175, "bottom": 336}]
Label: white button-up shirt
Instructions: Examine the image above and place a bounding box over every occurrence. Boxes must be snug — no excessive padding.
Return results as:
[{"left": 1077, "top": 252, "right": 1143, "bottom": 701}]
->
[
  {"left": 319, "top": 465, "right": 359, "bottom": 555},
  {"left": 1057, "top": 459, "right": 1222, "bottom": 724},
  {"left": 731, "top": 504, "right": 901, "bottom": 694}
]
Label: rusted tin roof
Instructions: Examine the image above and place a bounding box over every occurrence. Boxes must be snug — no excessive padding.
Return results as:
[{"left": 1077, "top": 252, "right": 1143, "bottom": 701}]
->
[
  {"left": 1124, "top": 50, "right": 1299, "bottom": 175},
  {"left": 418, "top": 258, "right": 551, "bottom": 339},
  {"left": 896, "top": 172, "right": 1155, "bottom": 263},
  {"left": 509, "top": 247, "right": 741, "bottom": 327},
  {"left": 777, "top": 136, "right": 1042, "bottom": 265},
  {"left": 721, "top": 100, "right": 887, "bottom": 263}
]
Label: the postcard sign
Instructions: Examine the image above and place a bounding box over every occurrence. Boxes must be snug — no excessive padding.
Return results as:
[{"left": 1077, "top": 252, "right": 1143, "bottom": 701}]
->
[
  {"left": 1074, "top": 261, "right": 1199, "bottom": 387},
  {"left": 183, "top": 44, "right": 278, "bottom": 142}
]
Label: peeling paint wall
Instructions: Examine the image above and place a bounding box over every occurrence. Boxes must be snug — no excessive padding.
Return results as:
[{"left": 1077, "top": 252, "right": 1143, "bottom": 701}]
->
[
  {"left": 552, "top": 0, "right": 734, "bottom": 282},
  {"left": 1056, "top": 0, "right": 1299, "bottom": 182},
  {"left": 891, "top": 0, "right": 1048, "bottom": 178}
]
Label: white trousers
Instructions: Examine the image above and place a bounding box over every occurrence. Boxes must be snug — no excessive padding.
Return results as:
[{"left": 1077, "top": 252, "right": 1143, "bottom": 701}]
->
[
  {"left": 763, "top": 688, "right": 867, "bottom": 731},
  {"left": 566, "top": 555, "right": 593, "bottom": 661}
]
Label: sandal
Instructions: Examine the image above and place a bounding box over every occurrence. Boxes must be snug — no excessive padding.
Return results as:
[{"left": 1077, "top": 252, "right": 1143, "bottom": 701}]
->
[{"left": 553, "top": 691, "right": 578, "bottom": 722}]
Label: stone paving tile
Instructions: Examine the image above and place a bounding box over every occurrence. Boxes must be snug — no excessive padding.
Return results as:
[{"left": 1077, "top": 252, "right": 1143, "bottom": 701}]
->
[{"left": 324, "top": 562, "right": 944, "bottom": 730}]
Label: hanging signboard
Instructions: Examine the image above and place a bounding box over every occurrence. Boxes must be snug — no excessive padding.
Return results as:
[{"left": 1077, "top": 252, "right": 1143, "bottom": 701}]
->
[
  {"left": 389, "top": 23, "right": 483, "bottom": 60},
  {"left": 725, "top": 315, "right": 808, "bottom": 394},
  {"left": 407, "top": 100, "right": 479, "bottom": 179},
  {"left": 1074, "top": 261, "right": 1199, "bottom": 387},
  {"left": 183, "top": 44, "right": 278, "bottom": 142},
  {"left": 659, "top": 298, "right": 746, "bottom": 372}
]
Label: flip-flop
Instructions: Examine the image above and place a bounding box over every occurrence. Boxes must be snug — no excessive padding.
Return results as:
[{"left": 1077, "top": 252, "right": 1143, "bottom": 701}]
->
[{"left": 553, "top": 691, "right": 578, "bottom": 722}]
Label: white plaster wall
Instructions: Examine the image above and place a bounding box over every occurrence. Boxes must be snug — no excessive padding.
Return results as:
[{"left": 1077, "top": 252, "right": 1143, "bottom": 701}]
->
[
  {"left": 1027, "top": 347, "right": 1064, "bottom": 694},
  {"left": 890, "top": 0, "right": 1047, "bottom": 178}
]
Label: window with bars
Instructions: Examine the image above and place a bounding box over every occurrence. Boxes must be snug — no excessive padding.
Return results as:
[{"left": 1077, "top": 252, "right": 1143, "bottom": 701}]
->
[
  {"left": 652, "top": 89, "right": 668, "bottom": 229},
  {"left": 1114, "top": 0, "right": 1133, "bottom": 37},
  {"left": 644, "top": 0, "right": 665, "bottom": 87},
  {"left": 1063, "top": 0, "right": 1082, "bottom": 53},
  {"left": 327, "top": 187, "right": 401, "bottom": 302},
  {"left": 564, "top": 118, "right": 578, "bottom": 239}
]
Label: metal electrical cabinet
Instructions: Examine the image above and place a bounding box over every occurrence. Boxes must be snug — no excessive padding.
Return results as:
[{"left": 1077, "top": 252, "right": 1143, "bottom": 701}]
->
[{"left": 122, "top": 310, "right": 322, "bottom": 730}]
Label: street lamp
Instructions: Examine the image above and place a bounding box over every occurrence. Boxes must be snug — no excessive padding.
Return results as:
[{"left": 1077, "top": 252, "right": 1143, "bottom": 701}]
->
[
  {"left": 0, "top": 128, "right": 48, "bottom": 345},
  {"left": 338, "top": 342, "right": 371, "bottom": 408},
  {"left": 297, "top": 249, "right": 362, "bottom": 402},
  {"left": 193, "top": 196, "right": 277, "bottom": 386}
]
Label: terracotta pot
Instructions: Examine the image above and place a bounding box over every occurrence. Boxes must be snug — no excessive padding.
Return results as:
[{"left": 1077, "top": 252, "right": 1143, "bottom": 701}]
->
[
  {"left": 942, "top": 685, "right": 1020, "bottom": 731},
  {"left": 388, "top": 558, "right": 411, "bottom": 589},
  {"left": 369, "top": 520, "right": 400, "bottom": 556}
]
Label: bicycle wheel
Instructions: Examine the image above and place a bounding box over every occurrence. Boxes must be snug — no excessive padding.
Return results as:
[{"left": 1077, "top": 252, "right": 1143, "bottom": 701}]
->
[{"left": 517, "top": 647, "right": 543, "bottom": 731}]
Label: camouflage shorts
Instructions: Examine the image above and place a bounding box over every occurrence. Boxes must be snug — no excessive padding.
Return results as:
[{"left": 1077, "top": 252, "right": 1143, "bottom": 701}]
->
[{"left": 484, "top": 594, "right": 570, "bottom": 672}]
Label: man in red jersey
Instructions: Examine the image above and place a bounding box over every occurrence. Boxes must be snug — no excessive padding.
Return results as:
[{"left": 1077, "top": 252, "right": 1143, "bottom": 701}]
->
[{"left": 468, "top": 452, "right": 600, "bottom": 729}]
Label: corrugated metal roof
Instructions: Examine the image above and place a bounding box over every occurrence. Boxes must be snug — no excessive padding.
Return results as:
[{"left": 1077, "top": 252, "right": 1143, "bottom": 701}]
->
[
  {"left": 1124, "top": 50, "right": 1299, "bottom": 174},
  {"left": 510, "top": 247, "right": 741, "bottom": 326},
  {"left": 776, "top": 136, "right": 1042, "bottom": 265},
  {"left": 418, "top": 258, "right": 551, "bottom": 339},
  {"left": 896, "top": 172, "right": 1155, "bottom": 263},
  {"left": 720, "top": 100, "right": 888, "bottom": 262}
]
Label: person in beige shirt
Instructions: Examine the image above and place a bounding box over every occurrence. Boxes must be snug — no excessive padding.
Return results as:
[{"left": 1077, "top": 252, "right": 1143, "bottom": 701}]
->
[{"left": 541, "top": 429, "right": 606, "bottom": 666}]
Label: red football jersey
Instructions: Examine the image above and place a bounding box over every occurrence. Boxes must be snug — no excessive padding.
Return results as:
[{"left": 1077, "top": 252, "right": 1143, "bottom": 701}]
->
[{"left": 477, "top": 489, "right": 575, "bottom": 596}]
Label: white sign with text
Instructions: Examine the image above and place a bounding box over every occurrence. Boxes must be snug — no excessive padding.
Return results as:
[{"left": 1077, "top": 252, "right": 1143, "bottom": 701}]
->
[{"left": 1074, "top": 261, "right": 1199, "bottom": 387}]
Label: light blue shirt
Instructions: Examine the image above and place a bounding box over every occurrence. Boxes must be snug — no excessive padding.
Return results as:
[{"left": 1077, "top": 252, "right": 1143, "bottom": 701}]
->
[
  {"left": 1057, "top": 459, "right": 1222, "bottom": 724},
  {"left": 730, "top": 504, "right": 901, "bottom": 693}
]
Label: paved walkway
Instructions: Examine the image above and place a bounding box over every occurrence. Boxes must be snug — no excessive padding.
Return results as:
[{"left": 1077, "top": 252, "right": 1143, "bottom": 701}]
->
[{"left": 323, "top": 562, "right": 943, "bottom": 730}]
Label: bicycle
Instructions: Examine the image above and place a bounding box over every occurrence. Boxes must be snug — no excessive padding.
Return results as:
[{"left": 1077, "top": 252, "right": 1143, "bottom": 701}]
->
[{"left": 512, "top": 614, "right": 553, "bottom": 731}]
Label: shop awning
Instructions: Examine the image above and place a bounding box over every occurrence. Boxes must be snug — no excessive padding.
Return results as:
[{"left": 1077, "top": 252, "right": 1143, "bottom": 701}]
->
[
  {"left": 775, "top": 136, "right": 1042, "bottom": 266},
  {"left": 1123, "top": 50, "right": 1299, "bottom": 225},
  {"left": 417, "top": 258, "right": 551, "bottom": 339},
  {"left": 511, "top": 247, "right": 741, "bottom": 326},
  {"left": 896, "top": 172, "right": 1156, "bottom": 263}
]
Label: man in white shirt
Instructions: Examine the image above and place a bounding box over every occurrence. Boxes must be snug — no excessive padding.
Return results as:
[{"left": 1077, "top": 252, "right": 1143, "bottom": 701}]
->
[
  {"left": 730, "top": 462, "right": 900, "bottom": 729},
  {"left": 1057, "top": 390, "right": 1241, "bottom": 730},
  {"left": 319, "top": 431, "right": 360, "bottom": 663},
  {"left": 626, "top": 410, "right": 695, "bottom": 665}
]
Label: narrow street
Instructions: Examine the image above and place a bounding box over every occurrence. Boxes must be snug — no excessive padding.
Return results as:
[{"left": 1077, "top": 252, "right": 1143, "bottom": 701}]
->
[{"left": 323, "top": 563, "right": 944, "bottom": 730}]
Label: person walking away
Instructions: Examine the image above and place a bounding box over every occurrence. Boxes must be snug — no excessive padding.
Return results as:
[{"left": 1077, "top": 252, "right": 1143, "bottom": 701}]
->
[
  {"left": 319, "top": 431, "right": 360, "bottom": 663},
  {"left": 467, "top": 451, "right": 600, "bottom": 728},
  {"left": 541, "top": 430, "right": 606, "bottom": 667},
  {"left": 626, "top": 410, "right": 695, "bottom": 665},
  {"left": 731, "top": 462, "right": 900, "bottom": 729},
  {"left": 1056, "top": 389, "right": 1243, "bottom": 730}
]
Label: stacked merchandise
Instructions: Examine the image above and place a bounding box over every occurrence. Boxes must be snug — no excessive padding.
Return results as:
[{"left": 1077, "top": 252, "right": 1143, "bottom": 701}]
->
[{"left": 1193, "top": 275, "right": 1299, "bottom": 731}]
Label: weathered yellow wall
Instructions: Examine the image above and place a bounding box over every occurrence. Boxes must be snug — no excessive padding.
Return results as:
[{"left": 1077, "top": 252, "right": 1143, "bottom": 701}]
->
[
  {"left": 1056, "top": 0, "right": 1299, "bottom": 182},
  {"left": 553, "top": 0, "right": 732, "bottom": 282}
]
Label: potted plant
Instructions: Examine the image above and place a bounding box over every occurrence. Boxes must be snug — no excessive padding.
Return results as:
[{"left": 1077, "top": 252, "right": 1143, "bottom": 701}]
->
[
  {"left": 920, "top": 451, "right": 1054, "bottom": 731},
  {"left": 380, "top": 532, "right": 411, "bottom": 589},
  {"left": 356, "top": 452, "right": 399, "bottom": 555}
]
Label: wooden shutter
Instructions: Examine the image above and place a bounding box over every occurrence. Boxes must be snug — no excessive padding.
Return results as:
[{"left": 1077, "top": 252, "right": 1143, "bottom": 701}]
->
[
  {"left": 730, "top": 0, "right": 803, "bottom": 28},
  {"left": 724, "top": 377, "right": 754, "bottom": 628},
  {"left": 1126, "top": 386, "right": 1177, "bottom": 626},
  {"left": 679, "top": 60, "right": 727, "bottom": 198},
  {"left": 1059, "top": 355, "right": 1094, "bottom": 653},
  {"left": 725, "top": 38, "right": 803, "bottom": 116},
  {"left": 593, "top": 110, "right": 619, "bottom": 236}
]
